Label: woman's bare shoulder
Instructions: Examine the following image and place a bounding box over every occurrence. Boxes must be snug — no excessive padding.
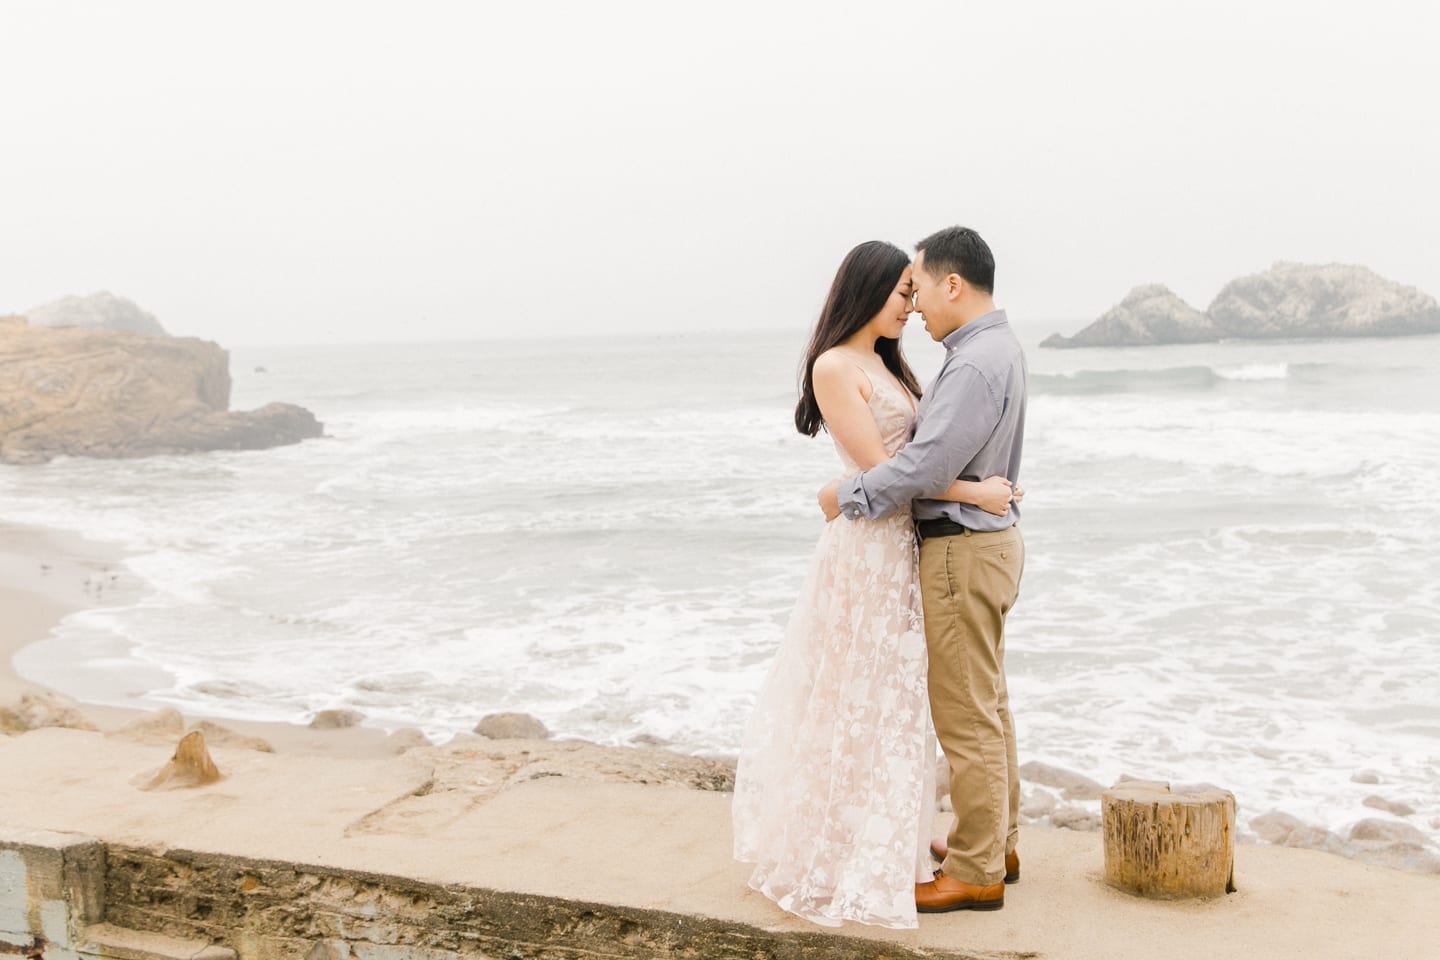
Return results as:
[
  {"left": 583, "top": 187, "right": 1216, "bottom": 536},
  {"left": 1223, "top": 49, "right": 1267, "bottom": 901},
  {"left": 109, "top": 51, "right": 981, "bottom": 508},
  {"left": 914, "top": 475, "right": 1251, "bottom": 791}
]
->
[{"left": 812, "top": 348, "right": 866, "bottom": 385}]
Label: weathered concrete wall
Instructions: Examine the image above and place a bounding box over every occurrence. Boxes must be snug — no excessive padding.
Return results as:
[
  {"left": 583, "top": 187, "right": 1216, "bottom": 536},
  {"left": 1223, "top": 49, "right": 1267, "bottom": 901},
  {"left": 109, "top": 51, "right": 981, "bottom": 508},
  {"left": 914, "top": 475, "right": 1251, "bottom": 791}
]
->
[
  {"left": 3, "top": 834, "right": 1006, "bottom": 960},
  {"left": 1, "top": 829, "right": 104, "bottom": 959}
]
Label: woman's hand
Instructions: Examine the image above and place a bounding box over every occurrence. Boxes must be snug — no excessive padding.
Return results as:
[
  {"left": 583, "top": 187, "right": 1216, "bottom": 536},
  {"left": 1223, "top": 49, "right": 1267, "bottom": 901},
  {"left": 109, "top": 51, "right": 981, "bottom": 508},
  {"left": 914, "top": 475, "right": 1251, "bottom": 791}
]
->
[{"left": 974, "top": 475, "right": 1015, "bottom": 516}]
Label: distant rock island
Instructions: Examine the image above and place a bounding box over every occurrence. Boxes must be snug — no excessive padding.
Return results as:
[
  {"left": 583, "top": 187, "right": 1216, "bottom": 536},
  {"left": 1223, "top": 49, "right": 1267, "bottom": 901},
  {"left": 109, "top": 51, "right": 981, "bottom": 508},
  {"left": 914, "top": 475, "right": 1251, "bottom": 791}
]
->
[
  {"left": 25, "top": 291, "right": 168, "bottom": 337},
  {"left": 0, "top": 309, "right": 322, "bottom": 465},
  {"left": 1042, "top": 263, "right": 1440, "bottom": 348}
]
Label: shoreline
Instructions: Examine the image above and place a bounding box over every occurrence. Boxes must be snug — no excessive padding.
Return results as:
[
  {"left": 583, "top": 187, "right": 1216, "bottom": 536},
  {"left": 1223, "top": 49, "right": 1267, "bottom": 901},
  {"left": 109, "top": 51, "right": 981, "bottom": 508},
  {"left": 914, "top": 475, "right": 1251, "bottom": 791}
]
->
[
  {"left": 2, "top": 522, "right": 1438, "bottom": 958},
  {"left": 3, "top": 519, "right": 1437, "bottom": 876},
  {"left": 1, "top": 520, "right": 415, "bottom": 757}
]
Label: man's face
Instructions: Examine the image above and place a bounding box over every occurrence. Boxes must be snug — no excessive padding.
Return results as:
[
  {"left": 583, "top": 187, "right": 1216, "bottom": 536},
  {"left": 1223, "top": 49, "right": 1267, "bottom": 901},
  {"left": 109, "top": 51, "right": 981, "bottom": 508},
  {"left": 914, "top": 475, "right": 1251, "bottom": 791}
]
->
[{"left": 911, "top": 251, "right": 949, "bottom": 341}]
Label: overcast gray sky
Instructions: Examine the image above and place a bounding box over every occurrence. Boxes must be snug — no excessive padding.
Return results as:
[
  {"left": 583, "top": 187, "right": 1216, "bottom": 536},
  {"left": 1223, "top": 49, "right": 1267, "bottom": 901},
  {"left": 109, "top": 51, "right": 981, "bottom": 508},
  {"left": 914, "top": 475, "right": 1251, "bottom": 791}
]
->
[{"left": 3, "top": 1, "right": 1436, "bottom": 345}]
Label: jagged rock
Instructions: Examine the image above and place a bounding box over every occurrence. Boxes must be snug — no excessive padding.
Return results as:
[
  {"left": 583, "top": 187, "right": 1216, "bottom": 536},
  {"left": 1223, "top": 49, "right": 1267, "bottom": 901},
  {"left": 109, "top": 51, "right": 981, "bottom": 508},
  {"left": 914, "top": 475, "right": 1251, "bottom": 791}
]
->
[
  {"left": 1041, "top": 284, "right": 1217, "bottom": 348},
  {"left": 1282, "top": 825, "right": 1351, "bottom": 856},
  {"left": 1362, "top": 795, "right": 1417, "bottom": 817},
  {"left": 1062, "top": 781, "right": 1104, "bottom": 801},
  {"left": 142, "top": 731, "right": 223, "bottom": 790},
  {"left": 1020, "top": 788, "right": 1058, "bottom": 819},
  {"left": 1349, "top": 842, "right": 1440, "bottom": 875},
  {"left": 25, "top": 291, "right": 167, "bottom": 336},
  {"left": 473, "top": 712, "right": 551, "bottom": 740},
  {"left": 309, "top": 709, "right": 366, "bottom": 730},
  {"left": 1040, "top": 263, "right": 1440, "bottom": 348},
  {"left": 0, "top": 691, "right": 99, "bottom": 734},
  {"left": 1019, "top": 760, "right": 1105, "bottom": 799},
  {"left": 1174, "top": 780, "right": 1231, "bottom": 799},
  {"left": 1351, "top": 769, "right": 1382, "bottom": 785},
  {"left": 106, "top": 708, "right": 186, "bottom": 743},
  {"left": 188, "top": 720, "right": 273, "bottom": 753},
  {"left": 0, "top": 317, "right": 323, "bottom": 464},
  {"left": 1348, "top": 818, "right": 1433, "bottom": 847},
  {"left": 386, "top": 728, "right": 433, "bottom": 753},
  {"left": 1249, "top": 811, "right": 1306, "bottom": 844},
  {"left": 1050, "top": 806, "right": 1102, "bottom": 832},
  {"left": 1208, "top": 262, "right": 1440, "bottom": 339}
]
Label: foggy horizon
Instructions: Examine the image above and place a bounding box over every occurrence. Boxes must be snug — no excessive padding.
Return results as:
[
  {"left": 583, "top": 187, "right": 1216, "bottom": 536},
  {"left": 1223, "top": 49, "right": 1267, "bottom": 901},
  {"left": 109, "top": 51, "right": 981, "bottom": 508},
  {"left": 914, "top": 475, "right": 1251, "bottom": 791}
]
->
[{"left": 4, "top": 0, "right": 1437, "bottom": 347}]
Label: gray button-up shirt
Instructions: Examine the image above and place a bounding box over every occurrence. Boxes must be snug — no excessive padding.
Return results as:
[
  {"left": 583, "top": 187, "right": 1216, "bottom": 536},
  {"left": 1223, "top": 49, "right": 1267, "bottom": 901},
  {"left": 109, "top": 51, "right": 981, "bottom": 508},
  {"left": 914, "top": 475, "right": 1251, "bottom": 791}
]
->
[{"left": 837, "top": 309, "right": 1027, "bottom": 531}]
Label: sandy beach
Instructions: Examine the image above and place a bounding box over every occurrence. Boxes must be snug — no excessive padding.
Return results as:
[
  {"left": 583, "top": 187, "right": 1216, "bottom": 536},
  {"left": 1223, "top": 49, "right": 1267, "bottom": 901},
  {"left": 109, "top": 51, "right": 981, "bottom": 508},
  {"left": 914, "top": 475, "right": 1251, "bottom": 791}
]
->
[
  {"left": 1, "top": 520, "right": 411, "bottom": 758},
  {"left": 3, "top": 519, "right": 1438, "bottom": 959}
]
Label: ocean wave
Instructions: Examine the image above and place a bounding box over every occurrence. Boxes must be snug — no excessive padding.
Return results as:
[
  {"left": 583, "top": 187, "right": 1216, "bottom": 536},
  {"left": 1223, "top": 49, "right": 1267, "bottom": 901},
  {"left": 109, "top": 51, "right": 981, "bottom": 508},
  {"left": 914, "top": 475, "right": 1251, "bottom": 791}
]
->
[
  {"left": 9, "top": 333, "right": 1440, "bottom": 849},
  {"left": 338, "top": 403, "right": 574, "bottom": 438},
  {"left": 1032, "top": 363, "right": 1299, "bottom": 394},
  {"left": 1214, "top": 362, "right": 1289, "bottom": 381}
]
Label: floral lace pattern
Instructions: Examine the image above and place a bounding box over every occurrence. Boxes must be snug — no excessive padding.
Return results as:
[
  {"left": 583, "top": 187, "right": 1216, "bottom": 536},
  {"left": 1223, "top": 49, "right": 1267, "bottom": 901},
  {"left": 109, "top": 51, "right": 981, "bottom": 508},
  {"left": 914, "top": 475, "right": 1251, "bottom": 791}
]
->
[{"left": 732, "top": 376, "right": 936, "bottom": 929}]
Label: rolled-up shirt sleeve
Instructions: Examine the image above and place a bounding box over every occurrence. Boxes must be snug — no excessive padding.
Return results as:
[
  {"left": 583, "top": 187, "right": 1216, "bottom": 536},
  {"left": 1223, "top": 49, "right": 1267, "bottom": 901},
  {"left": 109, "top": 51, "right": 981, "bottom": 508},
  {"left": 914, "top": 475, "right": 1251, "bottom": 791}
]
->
[{"left": 837, "top": 360, "right": 1001, "bottom": 521}]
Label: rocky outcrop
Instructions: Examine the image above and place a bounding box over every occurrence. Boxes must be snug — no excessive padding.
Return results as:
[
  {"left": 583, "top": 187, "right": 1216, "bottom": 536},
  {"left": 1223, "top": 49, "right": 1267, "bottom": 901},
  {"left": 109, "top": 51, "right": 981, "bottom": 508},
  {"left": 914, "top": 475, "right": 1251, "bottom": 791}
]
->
[
  {"left": 1042, "top": 263, "right": 1440, "bottom": 347},
  {"left": 1363, "top": 795, "right": 1417, "bottom": 817},
  {"left": 1041, "top": 284, "right": 1218, "bottom": 348},
  {"left": 0, "top": 691, "right": 99, "bottom": 735},
  {"left": 473, "top": 711, "right": 551, "bottom": 740},
  {"left": 0, "top": 317, "right": 322, "bottom": 464},
  {"left": 1018, "top": 760, "right": 1106, "bottom": 800},
  {"left": 309, "top": 709, "right": 366, "bottom": 730},
  {"left": 25, "top": 291, "right": 168, "bottom": 336},
  {"left": 1246, "top": 808, "right": 1440, "bottom": 875},
  {"left": 1208, "top": 262, "right": 1440, "bottom": 338}
]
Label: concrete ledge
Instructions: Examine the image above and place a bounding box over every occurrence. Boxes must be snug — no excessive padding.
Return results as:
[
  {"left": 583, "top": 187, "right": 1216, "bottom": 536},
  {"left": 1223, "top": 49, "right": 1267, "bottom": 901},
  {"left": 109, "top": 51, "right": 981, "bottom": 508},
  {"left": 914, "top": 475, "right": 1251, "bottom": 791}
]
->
[
  {"left": 3, "top": 727, "right": 1438, "bottom": 959},
  {"left": 100, "top": 846, "right": 1008, "bottom": 960}
]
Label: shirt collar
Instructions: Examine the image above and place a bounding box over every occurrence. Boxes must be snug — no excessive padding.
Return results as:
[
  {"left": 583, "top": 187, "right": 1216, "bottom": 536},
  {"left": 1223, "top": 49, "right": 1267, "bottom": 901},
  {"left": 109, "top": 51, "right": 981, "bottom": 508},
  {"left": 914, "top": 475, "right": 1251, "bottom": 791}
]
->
[{"left": 942, "top": 309, "right": 1008, "bottom": 352}]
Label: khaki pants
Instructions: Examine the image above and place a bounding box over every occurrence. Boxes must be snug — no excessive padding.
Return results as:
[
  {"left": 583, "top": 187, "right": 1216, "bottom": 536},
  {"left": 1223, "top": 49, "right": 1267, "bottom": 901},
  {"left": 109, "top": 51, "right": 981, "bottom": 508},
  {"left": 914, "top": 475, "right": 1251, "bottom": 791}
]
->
[{"left": 919, "top": 526, "right": 1024, "bottom": 886}]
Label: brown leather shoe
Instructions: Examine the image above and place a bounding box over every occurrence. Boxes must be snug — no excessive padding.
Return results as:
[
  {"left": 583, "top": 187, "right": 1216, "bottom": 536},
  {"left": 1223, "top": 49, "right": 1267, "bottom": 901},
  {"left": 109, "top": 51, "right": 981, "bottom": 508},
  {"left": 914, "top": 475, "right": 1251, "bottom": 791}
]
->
[
  {"left": 929, "top": 839, "right": 1020, "bottom": 884},
  {"left": 915, "top": 874, "right": 1004, "bottom": 913}
]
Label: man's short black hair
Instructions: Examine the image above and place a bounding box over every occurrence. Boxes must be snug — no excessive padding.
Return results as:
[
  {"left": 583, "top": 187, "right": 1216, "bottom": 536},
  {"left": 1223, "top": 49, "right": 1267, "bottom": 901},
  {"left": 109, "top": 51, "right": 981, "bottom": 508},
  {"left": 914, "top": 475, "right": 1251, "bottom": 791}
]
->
[{"left": 916, "top": 226, "right": 995, "bottom": 295}]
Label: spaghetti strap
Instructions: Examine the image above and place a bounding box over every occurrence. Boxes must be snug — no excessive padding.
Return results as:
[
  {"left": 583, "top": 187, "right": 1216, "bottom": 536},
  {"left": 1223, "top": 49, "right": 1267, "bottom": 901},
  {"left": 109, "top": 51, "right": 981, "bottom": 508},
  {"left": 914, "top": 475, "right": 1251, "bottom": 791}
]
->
[
  {"left": 853, "top": 364, "right": 875, "bottom": 398},
  {"left": 859, "top": 364, "right": 917, "bottom": 418}
]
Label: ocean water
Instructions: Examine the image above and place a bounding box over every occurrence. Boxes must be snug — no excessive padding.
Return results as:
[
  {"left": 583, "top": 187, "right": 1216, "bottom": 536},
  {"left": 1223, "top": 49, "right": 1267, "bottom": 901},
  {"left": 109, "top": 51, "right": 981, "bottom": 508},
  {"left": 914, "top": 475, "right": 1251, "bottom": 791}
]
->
[{"left": 3, "top": 323, "right": 1438, "bottom": 843}]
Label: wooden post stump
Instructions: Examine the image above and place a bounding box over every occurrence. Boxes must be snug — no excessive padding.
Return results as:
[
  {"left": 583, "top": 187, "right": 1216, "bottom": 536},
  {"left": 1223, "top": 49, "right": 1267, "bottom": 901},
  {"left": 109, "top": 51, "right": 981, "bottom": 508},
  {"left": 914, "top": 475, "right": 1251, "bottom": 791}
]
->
[{"left": 1101, "top": 780, "right": 1236, "bottom": 899}]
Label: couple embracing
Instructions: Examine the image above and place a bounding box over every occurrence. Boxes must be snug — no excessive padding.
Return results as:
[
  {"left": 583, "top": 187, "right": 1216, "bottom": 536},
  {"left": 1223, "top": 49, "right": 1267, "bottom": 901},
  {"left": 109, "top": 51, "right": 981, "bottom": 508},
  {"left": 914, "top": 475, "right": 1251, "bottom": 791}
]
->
[{"left": 732, "top": 226, "right": 1028, "bottom": 929}]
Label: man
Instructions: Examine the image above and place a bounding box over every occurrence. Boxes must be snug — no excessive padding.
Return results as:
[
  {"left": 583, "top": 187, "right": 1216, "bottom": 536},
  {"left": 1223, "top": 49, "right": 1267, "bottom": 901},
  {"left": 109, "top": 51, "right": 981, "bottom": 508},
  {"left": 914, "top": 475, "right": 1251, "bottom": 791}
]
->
[{"left": 819, "top": 225, "right": 1027, "bottom": 913}]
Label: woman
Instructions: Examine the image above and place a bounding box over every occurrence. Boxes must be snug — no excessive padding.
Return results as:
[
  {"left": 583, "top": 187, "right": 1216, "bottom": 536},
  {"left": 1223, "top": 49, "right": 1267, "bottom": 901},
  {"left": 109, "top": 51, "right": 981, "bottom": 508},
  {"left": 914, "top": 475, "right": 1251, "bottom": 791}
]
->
[{"left": 731, "top": 241, "right": 1019, "bottom": 929}]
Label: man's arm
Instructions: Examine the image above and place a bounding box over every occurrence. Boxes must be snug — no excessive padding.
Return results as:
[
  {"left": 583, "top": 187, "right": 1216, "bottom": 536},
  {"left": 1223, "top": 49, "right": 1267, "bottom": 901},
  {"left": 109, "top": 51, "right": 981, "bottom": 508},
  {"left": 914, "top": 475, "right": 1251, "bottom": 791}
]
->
[{"left": 833, "top": 360, "right": 1002, "bottom": 521}]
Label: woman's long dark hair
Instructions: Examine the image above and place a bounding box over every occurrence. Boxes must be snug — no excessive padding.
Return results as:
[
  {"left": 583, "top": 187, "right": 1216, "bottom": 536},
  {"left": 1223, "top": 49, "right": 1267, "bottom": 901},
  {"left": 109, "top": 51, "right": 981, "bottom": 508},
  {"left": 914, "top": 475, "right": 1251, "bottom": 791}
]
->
[{"left": 794, "top": 241, "right": 922, "bottom": 437}]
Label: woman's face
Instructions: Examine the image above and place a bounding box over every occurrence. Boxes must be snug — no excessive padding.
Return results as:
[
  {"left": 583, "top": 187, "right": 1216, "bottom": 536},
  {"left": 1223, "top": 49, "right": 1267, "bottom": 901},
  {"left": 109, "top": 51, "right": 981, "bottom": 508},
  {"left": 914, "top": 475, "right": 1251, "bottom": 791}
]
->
[{"left": 868, "top": 265, "right": 914, "bottom": 340}]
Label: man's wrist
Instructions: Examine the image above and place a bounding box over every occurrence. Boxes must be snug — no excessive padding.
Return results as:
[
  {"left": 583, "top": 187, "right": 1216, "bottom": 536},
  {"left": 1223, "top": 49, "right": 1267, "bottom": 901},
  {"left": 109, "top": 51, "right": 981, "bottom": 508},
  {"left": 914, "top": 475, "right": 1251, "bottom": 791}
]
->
[{"left": 836, "top": 473, "right": 867, "bottom": 520}]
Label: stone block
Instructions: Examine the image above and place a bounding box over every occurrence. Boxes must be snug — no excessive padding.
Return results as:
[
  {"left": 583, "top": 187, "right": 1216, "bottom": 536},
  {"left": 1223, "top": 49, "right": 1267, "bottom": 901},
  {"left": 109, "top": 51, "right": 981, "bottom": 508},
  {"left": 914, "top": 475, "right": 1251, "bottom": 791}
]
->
[{"left": 0, "top": 828, "right": 105, "bottom": 949}]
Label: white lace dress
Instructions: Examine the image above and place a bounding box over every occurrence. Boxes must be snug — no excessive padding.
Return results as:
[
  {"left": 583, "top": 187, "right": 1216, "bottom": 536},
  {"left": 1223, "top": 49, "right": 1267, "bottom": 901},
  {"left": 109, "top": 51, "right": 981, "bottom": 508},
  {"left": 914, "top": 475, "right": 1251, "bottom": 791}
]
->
[{"left": 732, "top": 375, "right": 936, "bottom": 930}]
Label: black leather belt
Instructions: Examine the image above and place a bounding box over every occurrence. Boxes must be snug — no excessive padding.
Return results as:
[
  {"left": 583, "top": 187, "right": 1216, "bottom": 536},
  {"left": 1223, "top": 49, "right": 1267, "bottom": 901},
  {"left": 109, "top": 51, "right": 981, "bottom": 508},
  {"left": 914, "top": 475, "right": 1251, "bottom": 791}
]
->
[{"left": 916, "top": 519, "right": 970, "bottom": 542}]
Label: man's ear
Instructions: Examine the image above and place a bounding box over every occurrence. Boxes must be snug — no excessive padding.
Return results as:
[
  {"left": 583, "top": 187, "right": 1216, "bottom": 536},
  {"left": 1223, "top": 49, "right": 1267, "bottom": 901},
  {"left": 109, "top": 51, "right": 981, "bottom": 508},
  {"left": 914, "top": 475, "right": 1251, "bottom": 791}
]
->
[{"left": 947, "top": 274, "right": 965, "bottom": 301}]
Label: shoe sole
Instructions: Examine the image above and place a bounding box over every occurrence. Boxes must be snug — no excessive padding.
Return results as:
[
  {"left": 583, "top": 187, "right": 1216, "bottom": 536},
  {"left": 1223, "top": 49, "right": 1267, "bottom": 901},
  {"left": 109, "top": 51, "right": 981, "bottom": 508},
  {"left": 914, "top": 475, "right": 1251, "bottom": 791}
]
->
[
  {"left": 916, "top": 898, "right": 1005, "bottom": 913},
  {"left": 930, "top": 853, "right": 1019, "bottom": 884}
]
